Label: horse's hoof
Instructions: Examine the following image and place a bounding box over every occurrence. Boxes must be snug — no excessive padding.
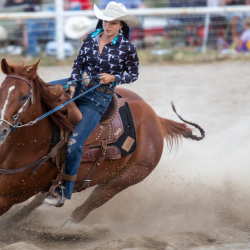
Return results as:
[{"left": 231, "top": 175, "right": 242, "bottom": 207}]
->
[{"left": 60, "top": 218, "right": 76, "bottom": 228}]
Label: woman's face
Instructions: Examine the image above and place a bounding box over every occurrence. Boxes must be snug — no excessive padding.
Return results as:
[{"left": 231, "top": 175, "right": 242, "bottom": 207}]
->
[{"left": 102, "top": 20, "right": 123, "bottom": 37}]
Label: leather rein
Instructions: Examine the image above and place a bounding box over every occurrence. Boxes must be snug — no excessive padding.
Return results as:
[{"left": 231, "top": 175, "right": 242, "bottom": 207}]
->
[
  {"left": 0, "top": 75, "right": 65, "bottom": 175},
  {"left": 0, "top": 75, "right": 100, "bottom": 176}
]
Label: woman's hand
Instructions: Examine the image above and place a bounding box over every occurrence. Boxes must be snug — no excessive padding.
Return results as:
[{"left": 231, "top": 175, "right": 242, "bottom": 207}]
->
[
  {"left": 99, "top": 73, "right": 115, "bottom": 85},
  {"left": 69, "top": 86, "right": 75, "bottom": 99}
]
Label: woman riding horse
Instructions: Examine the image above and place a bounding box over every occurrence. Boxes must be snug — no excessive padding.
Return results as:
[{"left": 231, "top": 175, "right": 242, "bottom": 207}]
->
[{"left": 43, "top": 1, "right": 140, "bottom": 206}]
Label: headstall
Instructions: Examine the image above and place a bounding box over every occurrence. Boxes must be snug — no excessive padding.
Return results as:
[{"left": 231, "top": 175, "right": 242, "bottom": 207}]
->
[{"left": 0, "top": 75, "right": 34, "bottom": 133}]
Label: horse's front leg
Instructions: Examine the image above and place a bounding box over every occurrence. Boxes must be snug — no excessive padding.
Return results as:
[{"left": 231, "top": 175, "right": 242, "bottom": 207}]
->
[{"left": 0, "top": 192, "right": 47, "bottom": 228}]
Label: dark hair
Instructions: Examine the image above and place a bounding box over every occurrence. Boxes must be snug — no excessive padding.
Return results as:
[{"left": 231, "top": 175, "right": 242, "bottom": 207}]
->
[{"left": 96, "top": 19, "right": 130, "bottom": 40}]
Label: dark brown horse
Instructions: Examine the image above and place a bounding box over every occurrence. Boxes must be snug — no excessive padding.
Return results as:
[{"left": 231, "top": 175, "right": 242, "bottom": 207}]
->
[{"left": 0, "top": 59, "right": 204, "bottom": 226}]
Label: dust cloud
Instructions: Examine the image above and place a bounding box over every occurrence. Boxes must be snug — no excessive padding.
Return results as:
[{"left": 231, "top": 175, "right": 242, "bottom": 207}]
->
[{"left": 0, "top": 61, "right": 250, "bottom": 249}]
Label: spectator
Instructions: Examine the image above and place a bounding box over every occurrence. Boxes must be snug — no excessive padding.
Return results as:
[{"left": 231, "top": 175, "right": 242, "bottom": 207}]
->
[
  {"left": 25, "top": 0, "right": 79, "bottom": 57},
  {"left": 0, "top": 0, "right": 7, "bottom": 8},
  {"left": 219, "top": 0, "right": 249, "bottom": 43},
  {"left": 169, "top": 0, "right": 206, "bottom": 7},
  {"left": 236, "top": 16, "right": 250, "bottom": 51},
  {"left": 4, "top": 0, "right": 38, "bottom": 11},
  {"left": 98, "top": 0, "right": 146, "bottom": 9},
  {"left": 70, "top": 0, "right": 92, "bottom": 10},
  {"left": 2, "top": 0, "right": 35, "bottom": 52},
  {"left": 168, "top": 0, "right": 206, "bottom": 24},
  {"left": 208, "top": 0, "right": 219, "bottom": 5},
  {"left": 5, "top": 0, "right": 32, "bottom": 6},
  {"left": 167, "top": 0, "right": 207, "bottom": 46},
  {"left": 208, "top": 0, "right": 230, "bottom": 48}
]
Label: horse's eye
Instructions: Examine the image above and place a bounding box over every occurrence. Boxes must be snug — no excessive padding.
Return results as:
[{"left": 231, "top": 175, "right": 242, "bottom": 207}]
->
[{"left": 20, "top": 95, "right": 28, "bottom": 101}]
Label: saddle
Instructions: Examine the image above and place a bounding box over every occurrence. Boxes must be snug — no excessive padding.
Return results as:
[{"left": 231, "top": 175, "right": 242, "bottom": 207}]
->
[
  {"left": 82, "top": 94, "right": 126, "bottom": 162},
  {"left": 48, "top": 86, "right": 135, "bottom": 195},
  {"left": 57, "top": 87, "right": 126, "bottom": 162}
]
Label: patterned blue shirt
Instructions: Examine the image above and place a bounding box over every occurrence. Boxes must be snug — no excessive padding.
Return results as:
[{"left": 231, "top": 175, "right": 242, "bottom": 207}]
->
[{"left": 68, "top": 28, "right": 139, "bottom": 89}]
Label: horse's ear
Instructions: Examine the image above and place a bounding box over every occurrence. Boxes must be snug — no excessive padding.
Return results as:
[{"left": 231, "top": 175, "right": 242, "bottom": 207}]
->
[
  {"left": 1, "top": 58, "right": 14, "bottom": 75},
  {"left": 27, "top": 59, "right": 40, "bottom": 77}
]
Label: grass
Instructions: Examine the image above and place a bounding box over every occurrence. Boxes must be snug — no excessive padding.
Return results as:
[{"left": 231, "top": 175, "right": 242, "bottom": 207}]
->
[
  {"left": 137, "top": 48, "right": 250, "bottom": 65},
  {"left": 1, "top": 48, "right": 250, "bottom": 67},
  {"left": 0, "top": 54, "right": 76, "bottom": 67}
]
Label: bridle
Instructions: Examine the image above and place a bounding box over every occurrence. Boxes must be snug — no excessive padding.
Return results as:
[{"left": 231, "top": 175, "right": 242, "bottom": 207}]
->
[
  {"left": 0, "top": 74, "right": 64, "bottom": 176},
  {"left": 0, "top": 74, "right": 101, "bottom": 175},
  {"left": 0, "top": 75, "right": 34, "bottom": 133},
  {"left": 0, "top": 75, "right": 101, "bottom": 134}
]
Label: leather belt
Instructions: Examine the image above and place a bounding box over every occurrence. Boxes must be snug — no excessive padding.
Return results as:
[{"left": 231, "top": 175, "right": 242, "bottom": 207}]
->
[{"left": 88, "top": 81, "right": 114, "bottom": 95}]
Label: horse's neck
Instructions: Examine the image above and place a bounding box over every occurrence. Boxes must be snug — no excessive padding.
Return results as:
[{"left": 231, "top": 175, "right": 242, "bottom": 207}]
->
[{"left": 0, "top": 97, "right": 53, "bottom": 167}]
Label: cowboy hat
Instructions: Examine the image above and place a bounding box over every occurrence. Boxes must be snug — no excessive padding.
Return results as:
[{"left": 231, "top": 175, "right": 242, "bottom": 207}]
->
[
  {"left": 94, "top": 1, "right": 139, "bottom": 28},
  {"left": 64, "top": 16, "right": 95, "bottom": 39}
]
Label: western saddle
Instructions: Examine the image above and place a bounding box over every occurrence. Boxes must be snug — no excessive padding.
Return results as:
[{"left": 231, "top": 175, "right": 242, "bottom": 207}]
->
[{"left": 49, "top": 86, "right": 127, "bottom": 196}]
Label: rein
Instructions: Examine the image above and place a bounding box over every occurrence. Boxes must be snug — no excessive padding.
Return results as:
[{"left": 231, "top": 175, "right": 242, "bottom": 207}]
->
[
  {"left": 0, "top": 74, "right": 101, "bottom": 176},
  {"left": 0, "top": 75, "right": 101, "bottom": 131},
  {"left": 0, "top": 136, "right": 66, "bottom": 175}
]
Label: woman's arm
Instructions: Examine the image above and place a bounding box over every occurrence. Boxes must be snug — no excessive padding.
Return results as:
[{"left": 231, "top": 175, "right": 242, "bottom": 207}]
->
[
  {"left": 67, "top": 41, "right": 87, "bottom": 87},
  {"left": 114, "top": 44, "right": 139, "bottom": 85}
]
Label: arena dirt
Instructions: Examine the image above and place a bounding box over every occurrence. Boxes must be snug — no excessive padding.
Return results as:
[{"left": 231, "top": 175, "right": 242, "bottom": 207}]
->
[{"left": 0, "top": 61, "right": 250, "bottom": 250}]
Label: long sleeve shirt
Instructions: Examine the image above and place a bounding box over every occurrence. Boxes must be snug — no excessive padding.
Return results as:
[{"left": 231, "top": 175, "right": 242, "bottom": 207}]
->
[{"left": 67, "top": 28, "right": 139, "bottom": 89}]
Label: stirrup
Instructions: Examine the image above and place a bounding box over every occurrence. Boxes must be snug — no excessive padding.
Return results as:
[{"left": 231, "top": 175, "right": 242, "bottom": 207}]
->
[
  {"left": 43, "top": 196, "right": 65, "bottom": 208},
  {"left": 43, "top": 186, "right": 66, "bottom": 208}
]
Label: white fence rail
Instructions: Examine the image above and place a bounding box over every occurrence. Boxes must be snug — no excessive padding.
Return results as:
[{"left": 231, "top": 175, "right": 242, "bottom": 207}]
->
[
  {"left": 1, "top": 3, "right": 250, "bottom": 59},
  {"left": 1, "top": 6, "right": 250, "bottom": 19}
]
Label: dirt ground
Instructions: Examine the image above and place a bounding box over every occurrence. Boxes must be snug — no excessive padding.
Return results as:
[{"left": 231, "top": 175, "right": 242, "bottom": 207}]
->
[{"left": 0, "top": 61, "right": 250, "bottom": 250}]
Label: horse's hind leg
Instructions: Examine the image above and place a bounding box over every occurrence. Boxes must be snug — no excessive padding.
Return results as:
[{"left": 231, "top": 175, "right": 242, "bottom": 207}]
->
[
  {"left": 69, "top": 108, "right": 163, "bottom": 224},
  {"left": 70, "top": 161, "right": 154, "bottom": 223}
]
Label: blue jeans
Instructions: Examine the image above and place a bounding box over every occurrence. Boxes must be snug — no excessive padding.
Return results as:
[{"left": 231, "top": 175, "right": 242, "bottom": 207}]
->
[{"left": 64, "top": 87, "right": 113, "bottom": 199}]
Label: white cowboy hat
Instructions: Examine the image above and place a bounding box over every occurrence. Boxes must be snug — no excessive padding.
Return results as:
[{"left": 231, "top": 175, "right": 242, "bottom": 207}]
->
[
  {"left": 64, "top": 16, "right": 95, "bottom": 39},
  {"left": 0, "top": 25, "right": 7, "bottom": 41},
  {"left": 94, "top": 1, "right": 139, "bottom": 28}
]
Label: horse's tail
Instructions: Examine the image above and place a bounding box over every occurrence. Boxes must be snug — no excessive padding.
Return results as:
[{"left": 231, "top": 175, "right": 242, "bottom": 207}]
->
[{"left": 158, "top": 102, "right": 205, "bottom": 150}]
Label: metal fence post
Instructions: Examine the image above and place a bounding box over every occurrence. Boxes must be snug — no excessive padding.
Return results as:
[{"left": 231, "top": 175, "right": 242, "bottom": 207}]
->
[
  {"left": 55, "top": 0, "right": 65, "bottom": 60},
  {"left": 202, "top": 12, "right": 210, "bottom": 53},
  {"left": 201, "top": 1, "right": 210, "bottom": 54}
]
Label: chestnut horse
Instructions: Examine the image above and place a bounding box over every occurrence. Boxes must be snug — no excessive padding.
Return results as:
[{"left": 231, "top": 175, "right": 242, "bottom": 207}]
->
[{"left": 0, "top": 59, "right": 204, "bottom": 226}]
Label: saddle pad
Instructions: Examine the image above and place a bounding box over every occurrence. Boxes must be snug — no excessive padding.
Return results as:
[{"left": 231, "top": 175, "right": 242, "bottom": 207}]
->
[
  {"left": 108, "top": 100, "right": 137, "bottom": 156},
  {"left": 51, "top": 95, "right": 137, "bottom": 159}
]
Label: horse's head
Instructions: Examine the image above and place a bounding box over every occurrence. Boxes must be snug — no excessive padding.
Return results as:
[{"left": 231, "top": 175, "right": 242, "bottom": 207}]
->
[{"left": 0, "top": 58, "right": 40, "bottom": 145}]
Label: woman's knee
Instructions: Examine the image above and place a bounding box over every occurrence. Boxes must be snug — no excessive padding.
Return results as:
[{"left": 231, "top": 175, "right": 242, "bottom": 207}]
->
[{"left": 66, "top": 138, "right": 83, "bottom": 156}]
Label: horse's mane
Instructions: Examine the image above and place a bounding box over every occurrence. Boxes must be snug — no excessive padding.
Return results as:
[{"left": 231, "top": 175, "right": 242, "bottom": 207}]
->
[
  {"left": 11, "top": 62, "right": 73, "bottom": 132},
  {"left": 34, "top": 77, "right": 73, "bottom": 132}
]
